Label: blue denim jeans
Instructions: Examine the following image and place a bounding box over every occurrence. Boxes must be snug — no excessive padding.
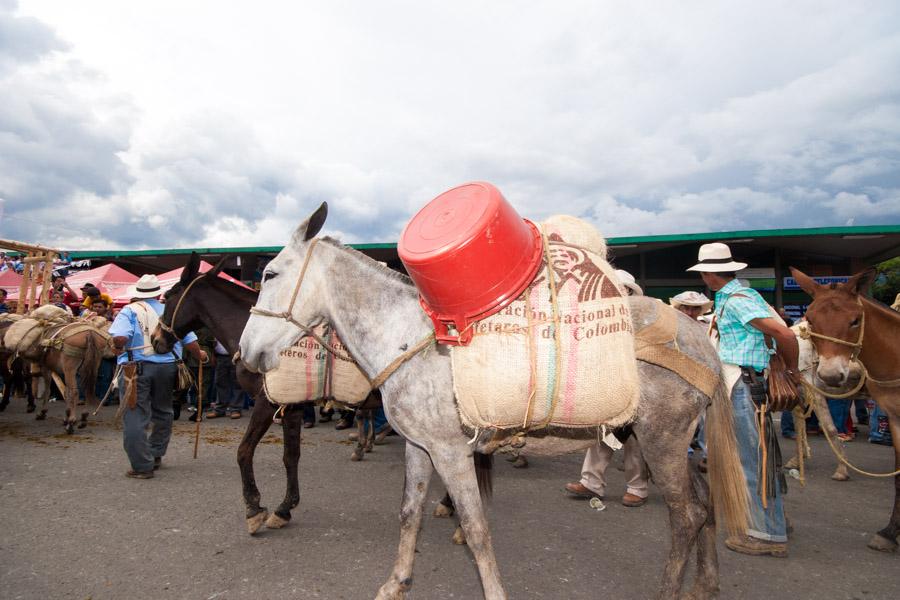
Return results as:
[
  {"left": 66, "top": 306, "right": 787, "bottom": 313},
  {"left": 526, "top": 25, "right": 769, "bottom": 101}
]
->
[
  {"left": 827, "top": 398, "right": 851, "bottom": 434},
  {"left": 731, "top": 380, "right": 788, "bottom": 542}
]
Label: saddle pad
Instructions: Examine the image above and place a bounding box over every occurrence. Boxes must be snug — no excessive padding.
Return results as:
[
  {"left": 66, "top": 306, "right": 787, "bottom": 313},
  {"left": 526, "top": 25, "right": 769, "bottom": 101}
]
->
[
  {"left": 263, "top": 325, "right": 370, "bottom": 406},
  {"left": 452, "top": 218, "right": 640, "bottom": 431}
]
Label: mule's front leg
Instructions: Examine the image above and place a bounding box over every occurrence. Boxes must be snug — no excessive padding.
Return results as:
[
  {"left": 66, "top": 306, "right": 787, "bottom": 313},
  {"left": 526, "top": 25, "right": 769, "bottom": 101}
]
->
[
  {"left": 376, "top": 443, "right": 433, "bottom": 600},
  {"left": 868, "top": 413, "right": 900, "bottom": 553},
  {"left": 238, "top": 398, "right": 275, "bottom": 534},
  {"left": 266, "top": 405, "right": 303, "bottom": 530}
]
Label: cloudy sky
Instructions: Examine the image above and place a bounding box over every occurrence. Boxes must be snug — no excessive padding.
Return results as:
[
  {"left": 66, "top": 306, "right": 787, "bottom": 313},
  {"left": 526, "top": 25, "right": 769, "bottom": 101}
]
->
[{"left": 1, "top": 1, "right": 899, "bottom": 250}]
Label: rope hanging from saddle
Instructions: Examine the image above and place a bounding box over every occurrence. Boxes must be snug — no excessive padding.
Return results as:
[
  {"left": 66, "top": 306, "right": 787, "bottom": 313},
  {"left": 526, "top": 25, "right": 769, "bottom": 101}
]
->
[{"left": 247, "top": 238, "right": 435, "bottom": 391}]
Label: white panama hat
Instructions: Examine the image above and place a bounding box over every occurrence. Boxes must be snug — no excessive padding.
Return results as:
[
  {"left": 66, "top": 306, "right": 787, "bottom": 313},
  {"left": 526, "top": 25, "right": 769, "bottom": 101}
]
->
[
  {"left": 615, "top": 269, "right": 643, "bottom": 296},
  {"left": 126, "top": 274, "right": 163, "bottom": 299},
  {"left": 686, "top": 243, "right": 747, "bottom": 273},
  {"left": 669, "top": 291, "right": 714, "bottom": 313}
]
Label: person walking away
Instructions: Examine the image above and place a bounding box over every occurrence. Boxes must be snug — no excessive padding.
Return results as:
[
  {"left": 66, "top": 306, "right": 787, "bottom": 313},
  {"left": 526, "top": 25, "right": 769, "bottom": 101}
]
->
[
  {"left": 565, "top": 270, "right": 650, "bottom": 507},
  {"left": 109, "top": 275, "right": 207, "bottom": 479},
  {"left": 688, "top": 243, "right": 800, "bottom": 557}
]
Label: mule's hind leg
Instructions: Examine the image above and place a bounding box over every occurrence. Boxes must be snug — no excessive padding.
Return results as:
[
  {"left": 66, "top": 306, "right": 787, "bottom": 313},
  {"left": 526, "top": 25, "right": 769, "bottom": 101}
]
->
[
  {"left": 266, "top": 405, "right": 303, "bottom": 530},
  {"left": 686, "top": 465, "right": 719, "bottom": 600},
  {"left": 351, "top": 411, "right": 366, "bottom": 461},
  {"left": 238, "top": 398, "right": 276, "bottom": 534},
  {"left": 376, "top": 443, "right": 434, "bottom": 600},
  {"left": 634, "top": 422, "right": 706, "bottom": 600},
  {"left": 430, "top": 449, "right": 506, "bottom": 600}
]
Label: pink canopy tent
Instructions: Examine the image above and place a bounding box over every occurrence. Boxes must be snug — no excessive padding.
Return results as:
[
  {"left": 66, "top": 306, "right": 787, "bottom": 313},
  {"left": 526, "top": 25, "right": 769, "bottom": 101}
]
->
[
  {"left": 0, "top": 269, "right": 23, "bottom": 295},
  {"left": 7, "top": 263, "right": 139, "bottom": 305},
  {"left": 111, "top": 261, "right": 253, "bottom": 305}
]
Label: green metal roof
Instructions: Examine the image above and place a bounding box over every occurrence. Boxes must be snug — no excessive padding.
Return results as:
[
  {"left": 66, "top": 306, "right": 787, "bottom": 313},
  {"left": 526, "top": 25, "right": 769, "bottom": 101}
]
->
[{"left": 59, "top": 224, "right": 900, "bottom": 259}]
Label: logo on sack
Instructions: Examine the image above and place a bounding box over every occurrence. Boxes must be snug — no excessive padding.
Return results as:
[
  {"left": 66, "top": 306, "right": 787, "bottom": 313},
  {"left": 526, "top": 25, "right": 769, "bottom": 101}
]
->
[{"left": 533, "top": 234, "right": 622, "bottom": 302}]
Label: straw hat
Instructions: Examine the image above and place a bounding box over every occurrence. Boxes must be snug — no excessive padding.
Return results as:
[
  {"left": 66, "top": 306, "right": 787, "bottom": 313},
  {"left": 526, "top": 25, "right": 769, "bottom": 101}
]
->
[
  {"left": 126, "top": 274, "right": 163, "bottom": 299},
  {"left": 669, "top": 291, "right": 714, "bottom": 313},
  {"left": 615, "top": 269, "right": 643, "bottom": 296},
  {"left": 686, "top": 243, "right": 747, "bottom": 273}
]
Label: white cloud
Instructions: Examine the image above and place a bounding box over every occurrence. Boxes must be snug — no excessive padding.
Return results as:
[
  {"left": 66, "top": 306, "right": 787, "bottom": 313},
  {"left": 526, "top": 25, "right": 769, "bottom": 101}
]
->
[{"left": 1, "top": 0, "right": 899, "bottom": 250}]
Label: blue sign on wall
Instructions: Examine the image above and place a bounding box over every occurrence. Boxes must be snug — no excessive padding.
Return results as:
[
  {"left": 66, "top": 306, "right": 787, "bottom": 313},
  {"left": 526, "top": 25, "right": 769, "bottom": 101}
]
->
[{"left": 783, "top": 276, "right": 849, "bottom": 290}]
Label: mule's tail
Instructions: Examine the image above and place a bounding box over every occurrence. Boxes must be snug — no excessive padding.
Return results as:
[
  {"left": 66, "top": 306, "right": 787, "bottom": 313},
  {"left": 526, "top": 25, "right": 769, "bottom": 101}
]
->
[
  {"left": 705, "top": 378, "right": 749, "bottom": 537},
  {"left": 78, "top": 333, "right": 103, "bottom": 404},
  {"left": 474, "top": 452, "right": 493, "bottom": 501}
]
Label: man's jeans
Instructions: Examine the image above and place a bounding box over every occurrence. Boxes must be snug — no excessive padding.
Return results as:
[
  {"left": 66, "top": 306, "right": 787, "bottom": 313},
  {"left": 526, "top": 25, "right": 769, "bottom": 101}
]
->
[
  {"left": 121, "top": 362, "right": 177, "bottom": 472},
  {"left": 732, "top": 379, "right": 788, "bottom": 542}
]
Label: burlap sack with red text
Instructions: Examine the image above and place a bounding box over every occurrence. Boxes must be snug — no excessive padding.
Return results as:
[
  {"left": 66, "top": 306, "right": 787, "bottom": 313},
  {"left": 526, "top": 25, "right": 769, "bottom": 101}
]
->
[{"left": 451, "top": 218, "right": 639, "bottom": 431}]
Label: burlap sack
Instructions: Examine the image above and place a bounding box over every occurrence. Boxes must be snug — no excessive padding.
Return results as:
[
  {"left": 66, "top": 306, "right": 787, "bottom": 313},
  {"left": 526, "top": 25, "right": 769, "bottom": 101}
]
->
[
  {"left": 452, "top": 219, "right": 640, "bottom": 431},
  {"left": 324, "top": 332, "right": 371, "bottom": 404},
  {"left": 4, "top": 306, "right": 71, "bottom": 357},
  {"left": 263, "top": 325, "right": 370, "bottom": 406}
]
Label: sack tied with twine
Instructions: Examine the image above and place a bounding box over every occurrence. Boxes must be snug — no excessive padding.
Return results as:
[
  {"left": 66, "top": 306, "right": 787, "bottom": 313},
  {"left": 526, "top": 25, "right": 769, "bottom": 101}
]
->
[
  {"left": 452, "top": 219, "right": 640, "bottom": 432},
  {"left": 263, "top": 324, "right": 370, "bottom": 406}
]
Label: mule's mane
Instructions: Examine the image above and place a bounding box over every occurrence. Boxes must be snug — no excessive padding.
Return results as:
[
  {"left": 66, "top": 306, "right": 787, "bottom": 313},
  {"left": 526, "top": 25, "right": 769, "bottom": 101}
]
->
[{"left": 319, "top": 236, "right": 414, "bottom": 288}]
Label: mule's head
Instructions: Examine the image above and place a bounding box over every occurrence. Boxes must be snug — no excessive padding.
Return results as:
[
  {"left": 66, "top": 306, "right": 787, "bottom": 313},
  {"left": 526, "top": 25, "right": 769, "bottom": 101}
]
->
[
  {"left": 239, "top": 202, "right": 328, "bottom": 373},
  {"left": 151, "top": 252, "right": 226, "bottom": 353},
  {"left": 790, "top": 267, "right": 875, "bottom": 388}
]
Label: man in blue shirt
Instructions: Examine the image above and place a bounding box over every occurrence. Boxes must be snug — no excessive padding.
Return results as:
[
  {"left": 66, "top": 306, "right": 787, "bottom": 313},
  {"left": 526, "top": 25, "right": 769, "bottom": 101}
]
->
[
  {"left": 688, "top": 243, "right": 799, "bottom": 557},
  {"left": 110, "top": 274, "right": 207, "bottom": 478}
]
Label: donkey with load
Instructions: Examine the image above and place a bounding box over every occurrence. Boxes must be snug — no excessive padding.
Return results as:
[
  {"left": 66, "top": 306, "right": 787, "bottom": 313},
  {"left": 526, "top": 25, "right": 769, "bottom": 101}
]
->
[{"left": 238, "top": 184, "right": 750, "bottom": 600}]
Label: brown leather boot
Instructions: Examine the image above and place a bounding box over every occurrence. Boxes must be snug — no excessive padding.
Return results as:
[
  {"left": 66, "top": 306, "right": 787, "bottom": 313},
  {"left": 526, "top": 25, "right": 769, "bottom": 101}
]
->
[
  {"left": 725, "top": 535, "right": 788, "bottom": 558},
  {"left": 565, "top": 482, "right": 602, "bottom": 499},
  {"left": 621, "top": 492, "right": 647, "bottom": 507}
]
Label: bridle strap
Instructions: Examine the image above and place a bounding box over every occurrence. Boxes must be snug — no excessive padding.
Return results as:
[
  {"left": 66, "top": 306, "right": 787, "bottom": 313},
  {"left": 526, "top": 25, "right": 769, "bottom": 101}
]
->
[
  {"left": 158, "top": 273, "right": 208, "bottom": 338},
  {"left": 247, "top": 238, "right": 436, "bottom": 389}
]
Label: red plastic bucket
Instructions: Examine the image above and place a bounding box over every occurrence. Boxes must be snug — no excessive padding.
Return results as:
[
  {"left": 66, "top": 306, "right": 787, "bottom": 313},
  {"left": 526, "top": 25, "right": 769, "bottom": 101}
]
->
[{"left": 399, "top": 181, "right": 543, "bottom": 345}]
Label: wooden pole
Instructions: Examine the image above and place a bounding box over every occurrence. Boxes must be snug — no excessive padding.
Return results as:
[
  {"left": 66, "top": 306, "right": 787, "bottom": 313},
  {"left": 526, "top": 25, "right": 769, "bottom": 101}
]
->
[
  {"left": 193, "top": 359, "right": 204, "bottom": 459},
  {"left": 40, "top": 253, "right": 55, "bottom": 306},
  {"left": 0, "top": 239, "right": 61, "bottom": 254},
  {"left": 27, "top": 258, "right": 39, "bottom": 312},
  {"left": 16, "top": 261, "right": 28, "bottom": 314}
]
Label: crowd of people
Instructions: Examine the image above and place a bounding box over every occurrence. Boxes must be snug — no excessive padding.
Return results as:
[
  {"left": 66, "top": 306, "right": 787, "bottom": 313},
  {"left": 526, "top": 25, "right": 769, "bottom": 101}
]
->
[{"left": 1, "top": 246, "right": 893, "bottom": 557}]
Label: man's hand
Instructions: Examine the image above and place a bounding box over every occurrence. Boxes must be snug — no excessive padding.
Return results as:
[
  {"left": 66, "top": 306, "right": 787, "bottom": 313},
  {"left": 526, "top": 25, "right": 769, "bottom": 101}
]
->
[{"left": 112, "top": 335, "right": 127, "bottom": 356}]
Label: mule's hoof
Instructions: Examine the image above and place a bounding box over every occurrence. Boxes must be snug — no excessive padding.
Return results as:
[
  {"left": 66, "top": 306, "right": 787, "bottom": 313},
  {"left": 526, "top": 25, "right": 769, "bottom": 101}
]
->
[
  {"left": 350, "top": 450, "right": 363, "bottom": 461},
  {"left": 0, "top": 403, "right": 7, "bottom": 413},
  {"left": 65, "top": 422, "right": 75, "bottom": 435},
  {"left": 375, "top": 577, "right": 413, "bottom": 600},
  {"left": 433, "top": 503, "right": 454, "bottom": 518},
  {"left": 830, "top": 471, "right": 850, "bottom": 482},
  {"left": 451, "top": 526, "right": 467, "bottom": 545},
  {"left": 26, "top": 405, "right": 36, "bottom": 414},
  {"left": 247, "top": 510, "right": 269, "bottom": 535},
  {"left": 35, "top": 411, "right": 47, "bottom": 421},
  {"left": 77, "top": 420, "right": 88, "bottom": 429},
  {"left": 265, "top": 513, "right": 289, "bottom": 529},
  {"left": 867, "top": 534, "right": 898, "bottom": 553}
]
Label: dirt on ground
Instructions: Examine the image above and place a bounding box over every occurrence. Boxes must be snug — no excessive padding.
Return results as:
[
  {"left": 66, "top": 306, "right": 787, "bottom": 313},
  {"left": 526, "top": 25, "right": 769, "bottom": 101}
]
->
[{"left": 0, "top": 401, "right": 897, "bottom": 600}]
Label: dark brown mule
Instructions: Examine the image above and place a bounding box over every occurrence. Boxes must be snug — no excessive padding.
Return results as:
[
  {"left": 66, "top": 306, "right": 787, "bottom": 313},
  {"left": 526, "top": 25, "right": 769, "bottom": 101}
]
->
[
  {"left": 0, "top": 318, "right": 36, "bottom": 412},
  {"left": 791, "top": 267, "right": 900, "bottom": 552},
  {"left": 150, "top": 253, "right": 491, "bottom": 536},
  {"left": 150, "top": 252, "right": 308, "bottom": 534}
]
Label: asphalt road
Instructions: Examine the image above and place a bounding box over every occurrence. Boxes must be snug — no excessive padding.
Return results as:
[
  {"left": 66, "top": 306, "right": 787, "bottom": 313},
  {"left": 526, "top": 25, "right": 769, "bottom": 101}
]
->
[{"left": 0, "top": 401, "right": 897, "bottom": 600}]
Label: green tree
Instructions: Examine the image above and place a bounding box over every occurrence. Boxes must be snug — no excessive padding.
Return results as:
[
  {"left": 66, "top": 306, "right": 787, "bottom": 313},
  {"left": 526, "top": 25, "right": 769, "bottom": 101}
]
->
[{"left": 872, "top": 256, "right": 900, "bottom": 306}]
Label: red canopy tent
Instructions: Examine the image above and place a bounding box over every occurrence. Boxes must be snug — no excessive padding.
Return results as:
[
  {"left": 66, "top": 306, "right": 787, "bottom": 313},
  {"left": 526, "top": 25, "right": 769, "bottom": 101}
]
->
[
  {"left": 0, "top": 269, "right": 23, "bottom": 295},
  {"left": 111, "top": 261, "right": 252, "bottom": 305}
]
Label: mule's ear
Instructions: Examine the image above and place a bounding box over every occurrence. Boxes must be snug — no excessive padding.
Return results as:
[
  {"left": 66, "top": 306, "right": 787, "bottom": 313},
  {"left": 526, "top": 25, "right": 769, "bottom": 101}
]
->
[
  {"left": 209, "top": 255, "right": 230, "bottom": 278},
  {"left": 789, "top": 267, "right": 821, "bottom": 298},
  {"left": 182, "top": 252, "right": 201, "bottom": 285},
  {"left": 844, "top": 268, "right": 876, "bottom": 295},
  {"left": 291, "top": 202, "right": 329, "bottom": 244}
]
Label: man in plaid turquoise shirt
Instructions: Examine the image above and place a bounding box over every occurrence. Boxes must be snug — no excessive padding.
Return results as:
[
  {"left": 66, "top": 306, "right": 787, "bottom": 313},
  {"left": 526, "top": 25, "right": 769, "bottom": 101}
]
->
[{"left": 688, "top": 243, "right": 800, "bottom": 558}]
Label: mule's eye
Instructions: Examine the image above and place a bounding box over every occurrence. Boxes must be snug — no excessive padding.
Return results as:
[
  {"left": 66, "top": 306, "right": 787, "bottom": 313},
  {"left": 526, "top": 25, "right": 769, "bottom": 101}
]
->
[
  {"left": 263, "top": 271, "right": 278, "bottom": 283},
  {"left": 850, "top": 317, "right": 860, "bottom": 328}
]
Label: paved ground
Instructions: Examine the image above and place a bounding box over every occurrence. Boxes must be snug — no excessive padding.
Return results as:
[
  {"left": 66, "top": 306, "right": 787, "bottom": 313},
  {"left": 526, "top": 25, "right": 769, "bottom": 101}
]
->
[{"left": 0, "top": 401, "right": 897, "bottom": 600}]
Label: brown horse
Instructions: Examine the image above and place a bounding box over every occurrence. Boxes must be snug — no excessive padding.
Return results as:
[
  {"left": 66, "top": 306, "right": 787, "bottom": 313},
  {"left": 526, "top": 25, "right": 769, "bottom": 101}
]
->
[{"left": 791, "top": 267, "right": 900, "bottom": 553}]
